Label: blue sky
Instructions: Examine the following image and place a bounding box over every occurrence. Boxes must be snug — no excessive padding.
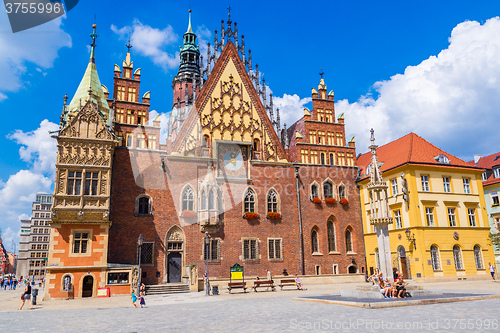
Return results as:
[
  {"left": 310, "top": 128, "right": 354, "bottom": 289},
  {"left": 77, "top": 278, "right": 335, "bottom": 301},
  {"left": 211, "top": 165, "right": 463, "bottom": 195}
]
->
[{"left": 1, "top": 0, "right": 500, "bottom": 251}]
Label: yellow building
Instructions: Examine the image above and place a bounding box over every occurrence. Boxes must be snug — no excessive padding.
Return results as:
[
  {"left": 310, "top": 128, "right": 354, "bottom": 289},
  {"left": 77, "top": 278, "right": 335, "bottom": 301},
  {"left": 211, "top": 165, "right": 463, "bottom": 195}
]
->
[{"left": 357, "top": 133, "right": 495, "bottom": 281}]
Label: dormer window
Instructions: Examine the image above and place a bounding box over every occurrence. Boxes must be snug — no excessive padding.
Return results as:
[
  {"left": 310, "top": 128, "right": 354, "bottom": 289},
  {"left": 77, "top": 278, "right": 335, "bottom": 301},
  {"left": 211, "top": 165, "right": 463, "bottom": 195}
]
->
[
  {"left": 434, "top": 154, "right": 450, "bottom": 164},
  {"left": 494, "top": 167, "right": 500, "bottom": 179}
]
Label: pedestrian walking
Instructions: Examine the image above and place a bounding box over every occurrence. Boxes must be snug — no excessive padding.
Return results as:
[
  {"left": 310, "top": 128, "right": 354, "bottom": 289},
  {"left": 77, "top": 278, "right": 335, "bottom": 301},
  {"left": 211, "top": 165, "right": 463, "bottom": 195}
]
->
[
  {"left": 18, "top": 284, "right": 33, "bottom": 310},
  {"left": 131, "top": 290, "right": 138, "bottom": 308},
  {"left": 489, "top": 263, "right": 496, "bottom": 281},
  {"left": 139, "top": 293, "right": 146, "bottom": 308}
]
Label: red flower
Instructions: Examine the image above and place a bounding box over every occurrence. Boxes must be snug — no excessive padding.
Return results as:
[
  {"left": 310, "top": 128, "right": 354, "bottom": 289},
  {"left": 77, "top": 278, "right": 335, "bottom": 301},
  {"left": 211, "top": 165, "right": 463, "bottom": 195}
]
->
[
  {"left": 266, "top": 212, "right": 282, "bottom": 219},
  {"left": 340, "top": 198, "right": 348, "bottom": 205},
  {"left": 312, "top": 197, "right": 322, "bottom": 204},
  {"left": 325, "top": 197, "right": 336, "bottom": 204},
  {"left": 182, "top": 210, "right": 196, "bottom": 218},
  {"left": 243, "top": 212, "right": 259, "bottom": 219}
]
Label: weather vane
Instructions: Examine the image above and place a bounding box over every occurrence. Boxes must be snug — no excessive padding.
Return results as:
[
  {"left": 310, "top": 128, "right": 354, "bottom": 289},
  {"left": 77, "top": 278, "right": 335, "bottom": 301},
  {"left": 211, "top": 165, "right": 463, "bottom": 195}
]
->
[
  {"left": 126, "top": 39, "right": 133, "bottom": 53},
  {"left": 319, "top": 68, "right": 324, "bottom": 79}
]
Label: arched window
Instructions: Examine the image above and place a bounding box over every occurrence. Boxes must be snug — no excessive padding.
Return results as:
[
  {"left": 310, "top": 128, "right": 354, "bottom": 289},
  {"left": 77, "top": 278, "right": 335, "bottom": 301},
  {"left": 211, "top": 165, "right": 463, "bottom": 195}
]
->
[
  {"left": 323, "top": 182, "right": 333, "bottom": 198},
  {"left": 311, "top": 230, "right": 319, "bottom": 253},
  {"left": 138, "top": 197, "right": 150, "bottom": 215},
  {"left": 201, "top": 191, "right": 207, "bottom": 210},
  {"left": 474, "top": 245, "right": 484, "bottom": 270},
  {"left": 345, "top": 229, "right": 353, "bottom": 252},
  {"left": 63, "top": 275, "right": 72, "bottom": 292},
  {"left": 267, "top": 189, "right": 278, "bottom": 213},
  {"left": 329, "top": 153, "right": 334, "bottom": 165},
  {"left": 327, "top": 221, "right": 336, "bottom": 252},
  {"left": 126, "top": 134, "right": 133, "bottom": 147},
  {"left": 208, "top": 190, "right": 214, "bottom": 210},
  {"left": 253, "top": 138, "right": 260, "bottom": 151},
  {"left": 338, "top": 185, "right": 346, "bottom": 199},
  {"left": 320, "top": 153, "right": 325, "bottom": 165},
  {"left": 430, "top": 245, "right": 441, "bottom": 271},
  {"left": 311, "top": 184, "right": 319, "bottom": 198},
  {"left": 453, "top": 245, "right": 463, "bottom": 270},
  {"left": 202, "top": 135, "right": 210, "bottom": 148},
  {"left": 182, "top": 186, "right": 194, "bottom": 211},
  {"left": 244, "top": 188, "right": 255, "bottom": 212}
]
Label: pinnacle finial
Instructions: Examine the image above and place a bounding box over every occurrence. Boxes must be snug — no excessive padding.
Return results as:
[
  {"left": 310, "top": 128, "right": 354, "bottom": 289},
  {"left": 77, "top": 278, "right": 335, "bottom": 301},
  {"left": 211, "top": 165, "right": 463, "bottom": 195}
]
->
[
  {"left": 370, "top": 128, "right": 375, "bottom": 142},
  {"left": 187, "top": 9, "right": 193, "bottom": 33},
  {"left": 319, "top": 68, "right": 324, "bottom": 79},
  {"left": 126, "top": 39, "right": 132, "bottom": 53},
  {"left": 90, "top": 24, "right": 98, "bottom": 63}
]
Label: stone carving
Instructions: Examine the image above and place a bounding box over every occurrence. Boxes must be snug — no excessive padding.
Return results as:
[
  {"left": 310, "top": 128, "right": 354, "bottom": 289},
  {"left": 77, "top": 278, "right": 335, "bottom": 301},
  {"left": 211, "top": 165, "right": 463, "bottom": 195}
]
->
[
  {"left": 77, "top": 210, "right": 84, "bottom": 220},
  {"left": 169, "top": 231, "right": 183, "bottom": 241},
  {"left": 131, "top": 267, "right": 139, "bottom": 290},
  {"left": 103, "top": 211, "right": 109, "bottom": 219},
  {"left": 52, "top": 210, "right": 58, "bottom": 219}
]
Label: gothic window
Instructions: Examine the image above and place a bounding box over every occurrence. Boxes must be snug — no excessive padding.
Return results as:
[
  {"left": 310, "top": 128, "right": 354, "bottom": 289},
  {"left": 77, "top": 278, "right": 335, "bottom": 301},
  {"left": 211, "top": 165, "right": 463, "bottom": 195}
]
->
[
  {"left": 311, "top": 184, "right": 319, "bottom": 198},
  {"left": 323, "top": 182, "right": 333, "bottom": 198},
  {"left": 345, "top": 228, "right": 353, "bottom": 252},
  {"left": 311, "top": 229, "right": 319, "bottom": 253},
  {"left": 244, "top": 188, "right": 256, "bottom": 212},
  {"left": 327, "top": 221, "right": 336, "bottom": 252},
  {"left": 128, "top": 87, "right": 136, "bottom": 102},
  {"left": 116, "top": 108, "right": 125, "bottom": 123},
  {"left": 329, "top": 153, "right": 334, "bottom": 165},
  {"left": 320, "top": 153, "right": 325, "bottom": 164},
  {"left": 182, "top": 186, "right": 194, "bottom": 212},
  {"left": 117, "top": 86, "right": 126, "bottom": 100},
  {"left": 338, "top": 185, "right": 346, "bottom": 199},
  {"left": 126, "top": 134, "right": 133, "bottom": 147},
  {"left": 201, "top": 191, "right": 207, "bottom": 210},
  {"left": 67, "top": 171, "right": 82, "bottom": 195},
  {"left": 267, "top": 189, "right": 278, "bottom": 213},
  {"left": 253, "top": 138, "right": 260, "bottom": 151},
  {"left": 203, "top": 135, "right": 210, "bottom": 148},
  {"left": 430, "top": 245, "right": 441, "bottom": 271},
  {"left": 63, "top": 275, "right": 72, "bottom": 292},
  {"left": 208, "top": 190, "right": 215, "bottom": 210},
  {"left": 243, "top": 238, "right": 258, "bottom": 260},
  {"left": 453, "top": 245, "right": 464, "bottom": 270},
  {"left": 474, "top": 245, "right": 484, "bottom": 270}
]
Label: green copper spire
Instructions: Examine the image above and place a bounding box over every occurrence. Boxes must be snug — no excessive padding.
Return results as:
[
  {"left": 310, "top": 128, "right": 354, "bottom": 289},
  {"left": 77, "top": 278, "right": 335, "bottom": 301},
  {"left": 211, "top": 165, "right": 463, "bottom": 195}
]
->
[
  {"left": 65, "top": 24, "right": 110, "bottom": 124},
  {"left": 187, "top": 9, "right": 193, "bottom": 34}
]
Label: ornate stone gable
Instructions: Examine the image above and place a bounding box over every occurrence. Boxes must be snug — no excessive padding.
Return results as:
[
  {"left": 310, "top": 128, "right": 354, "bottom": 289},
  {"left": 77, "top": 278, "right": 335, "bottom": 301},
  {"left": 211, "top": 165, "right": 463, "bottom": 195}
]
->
[
  {"left": 173, "top": 41, "right": 286, "bottom": 161},
  {"left": 60, "top": 100, "right": 113, "bottom": 141}
]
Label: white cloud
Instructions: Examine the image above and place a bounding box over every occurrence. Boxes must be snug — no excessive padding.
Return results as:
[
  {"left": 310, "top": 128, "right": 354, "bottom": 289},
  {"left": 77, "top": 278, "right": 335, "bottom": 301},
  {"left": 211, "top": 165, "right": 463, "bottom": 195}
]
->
[
  {"left": 8, "top": 119, "right": 59, "bottom": 175},
  {"left": 111, "top": 19, "right": 179, "bottom": 70},
  {"left": 0, "top": 13, "right": 71, "bottom": 100},
  {"left": 1, "top": 120, "right": 58, "bottom": 253},
  {"left": 339, "top": 17, "right": 500, "bottom": 157},
  {"left": 274, "top": 94, "right": 312, "bottom": 127}
]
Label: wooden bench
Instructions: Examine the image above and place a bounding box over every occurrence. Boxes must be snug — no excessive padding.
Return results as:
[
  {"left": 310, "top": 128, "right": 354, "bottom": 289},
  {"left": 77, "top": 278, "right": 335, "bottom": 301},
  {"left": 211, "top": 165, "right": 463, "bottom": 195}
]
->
[
  {"left": 253, "top": 280, "right": 276, "bottom": 292},
  {"left": 227, "top": 282, "right": 247, "bottom": 293},
  {"left": 279, "top": 278, "right": 300, "bottom": 290}
]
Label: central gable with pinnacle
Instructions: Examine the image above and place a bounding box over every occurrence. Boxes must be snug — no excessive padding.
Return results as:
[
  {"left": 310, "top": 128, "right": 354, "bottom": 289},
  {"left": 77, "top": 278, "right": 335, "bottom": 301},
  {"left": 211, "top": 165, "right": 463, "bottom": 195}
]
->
[{"left": 191, "top": 41, "right": 286, "bottom": 161}]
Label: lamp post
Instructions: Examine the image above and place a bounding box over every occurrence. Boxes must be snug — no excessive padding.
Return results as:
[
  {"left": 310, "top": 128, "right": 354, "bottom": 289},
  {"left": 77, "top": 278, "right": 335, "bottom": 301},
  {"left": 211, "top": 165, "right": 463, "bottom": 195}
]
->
[
  {"left": 137, "top": 234, "right": 144, "bottom": 294},
  {"left": 405, "top": 228, "right": 417, "bottom": 250},
  {"left": 204, "top": 232, "right": 211, "bottom": 296}
]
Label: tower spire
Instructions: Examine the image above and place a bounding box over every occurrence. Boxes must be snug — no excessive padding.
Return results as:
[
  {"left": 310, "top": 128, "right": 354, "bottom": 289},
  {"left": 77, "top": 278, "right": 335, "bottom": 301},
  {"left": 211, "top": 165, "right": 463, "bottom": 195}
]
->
[
  {"left": 187, "top": 9, "right": 193, "bottom": 33},
  {"left": 89, "top": 24, "right": 98, "bottom": 64}
]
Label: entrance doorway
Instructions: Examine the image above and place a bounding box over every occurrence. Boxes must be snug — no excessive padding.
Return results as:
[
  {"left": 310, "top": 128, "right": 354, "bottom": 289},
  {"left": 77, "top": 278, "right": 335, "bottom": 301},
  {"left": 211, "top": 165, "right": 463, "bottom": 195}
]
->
[
  {"left": 167, "top": 252, "right": 182, "bottom": 283},
  {"left": 398, "top": 246, "right": 410, "bottom": 279},
  {"left": 348, "top": 265, "right": 358, "bottom": 274},
  {"left": 82, "top": 275, "right": 93, "bottom": 297}
]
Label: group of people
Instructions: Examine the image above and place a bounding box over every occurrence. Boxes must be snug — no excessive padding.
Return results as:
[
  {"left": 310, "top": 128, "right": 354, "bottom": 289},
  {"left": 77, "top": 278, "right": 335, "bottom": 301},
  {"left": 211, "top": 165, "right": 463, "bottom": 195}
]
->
[
  {"left": 256, "top": 269, "right": 305, "bottom": 290},
  {"left": 0, "top": 277, "right": 19, "bottom": 290},
  {"left": 131, "top": 283, "right": 146, "bottom": 308},
  {"left": 368, "top": 268, "right": 409, "bottom": 299}
]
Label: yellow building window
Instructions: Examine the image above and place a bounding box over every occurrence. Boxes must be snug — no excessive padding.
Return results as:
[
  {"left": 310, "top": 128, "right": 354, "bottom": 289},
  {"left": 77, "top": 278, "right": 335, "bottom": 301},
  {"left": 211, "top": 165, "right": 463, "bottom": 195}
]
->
[
  {"left": 468, "top": 208, "right": 476, "bottom": 227},
  {"left": 421, "top": 175, "right": 430, "bottom": 192},
  {"left": 447, "top": 208, "right": 457, "bottom": 227},
  {"left": 425, "top": 207, "right": 435, "bottom": 226},
  {"left": 462, "top": 178, "right": 471, "bottom": 194}
]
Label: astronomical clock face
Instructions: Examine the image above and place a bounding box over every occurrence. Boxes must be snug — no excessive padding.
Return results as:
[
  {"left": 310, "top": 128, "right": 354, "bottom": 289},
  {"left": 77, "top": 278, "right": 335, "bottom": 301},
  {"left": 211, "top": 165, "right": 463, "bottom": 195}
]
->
[{"left": 217, "top": 144, "right": 249, "bottom": 178}]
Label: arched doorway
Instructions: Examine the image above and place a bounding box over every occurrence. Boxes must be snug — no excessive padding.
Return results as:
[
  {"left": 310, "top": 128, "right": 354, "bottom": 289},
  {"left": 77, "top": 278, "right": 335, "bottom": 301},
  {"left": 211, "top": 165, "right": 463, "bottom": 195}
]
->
[
  {"left": 398, "top": 245, "right": 410, "bottom": 279},
  {"left": 348, "top": 265, "right": 358, "bottom": 274},
  {"left": 82, "top": 275, "right": 93, "bottom": 297},
  {"left": 165, "top": 225, "right": 185, "bottom": 283}
]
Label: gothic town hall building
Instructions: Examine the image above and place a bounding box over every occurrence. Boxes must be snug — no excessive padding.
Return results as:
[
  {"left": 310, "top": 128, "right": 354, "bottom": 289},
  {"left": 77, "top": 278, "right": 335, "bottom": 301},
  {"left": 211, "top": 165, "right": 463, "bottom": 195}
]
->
[{"left": 45, "top": 12, "right": 365, "bottom": 299}]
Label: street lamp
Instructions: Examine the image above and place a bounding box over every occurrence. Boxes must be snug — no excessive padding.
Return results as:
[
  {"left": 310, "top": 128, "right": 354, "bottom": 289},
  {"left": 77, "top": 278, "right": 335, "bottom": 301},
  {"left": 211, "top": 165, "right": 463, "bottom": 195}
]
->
[
  {"left": 405, "top": 228, "right": 417, "bottom": 250},
  {"left": 204, "top": 232, "right": 211, "bottom": 296},
  {"left": 137, "top": 234, "right": 144, "bottom": 294}
]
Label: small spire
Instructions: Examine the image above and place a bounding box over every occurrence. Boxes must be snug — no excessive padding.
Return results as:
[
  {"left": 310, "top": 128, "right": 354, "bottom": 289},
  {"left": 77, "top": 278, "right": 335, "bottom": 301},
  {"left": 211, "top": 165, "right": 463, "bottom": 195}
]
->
[
  {"left": 89, "top": 24, "right": 98, "bottom": 63},
  {"left": 187, "top": 9, "right": 193, "bottom": 33}
]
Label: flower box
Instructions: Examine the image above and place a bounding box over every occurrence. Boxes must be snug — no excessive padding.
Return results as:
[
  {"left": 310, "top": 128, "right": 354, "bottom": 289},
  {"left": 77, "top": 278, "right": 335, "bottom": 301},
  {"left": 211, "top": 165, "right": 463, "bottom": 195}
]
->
[
  {"left": 325, "top": 197, "right": 336, "bottom": 204},
  {"left": 312, "top": 197, "right": 322, "bottom": 204},
  {"left": 182, "top": 210, "right": 196, "bottom": 218},
  {"left": 267, "top": 212, "right": 282, "bottom": 219},
  {"left": 339, "top": 198, "right": 348, "bottom": 205},
  {"left": 243, "top": 212, "right": 259, "bottom": 219}
]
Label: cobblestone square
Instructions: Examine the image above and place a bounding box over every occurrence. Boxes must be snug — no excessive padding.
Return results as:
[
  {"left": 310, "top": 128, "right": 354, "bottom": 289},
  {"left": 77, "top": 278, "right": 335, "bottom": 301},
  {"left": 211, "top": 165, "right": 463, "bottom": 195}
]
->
[{"left": 1, "top": 280, "right": 500, "bottom": 332}]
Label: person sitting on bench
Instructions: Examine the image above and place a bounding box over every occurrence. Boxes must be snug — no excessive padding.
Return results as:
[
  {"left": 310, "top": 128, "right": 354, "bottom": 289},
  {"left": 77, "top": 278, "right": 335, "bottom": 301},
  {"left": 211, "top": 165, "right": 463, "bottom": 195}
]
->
[{"left": 294, "top": 275, "right": 304, "bottom": 290}]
